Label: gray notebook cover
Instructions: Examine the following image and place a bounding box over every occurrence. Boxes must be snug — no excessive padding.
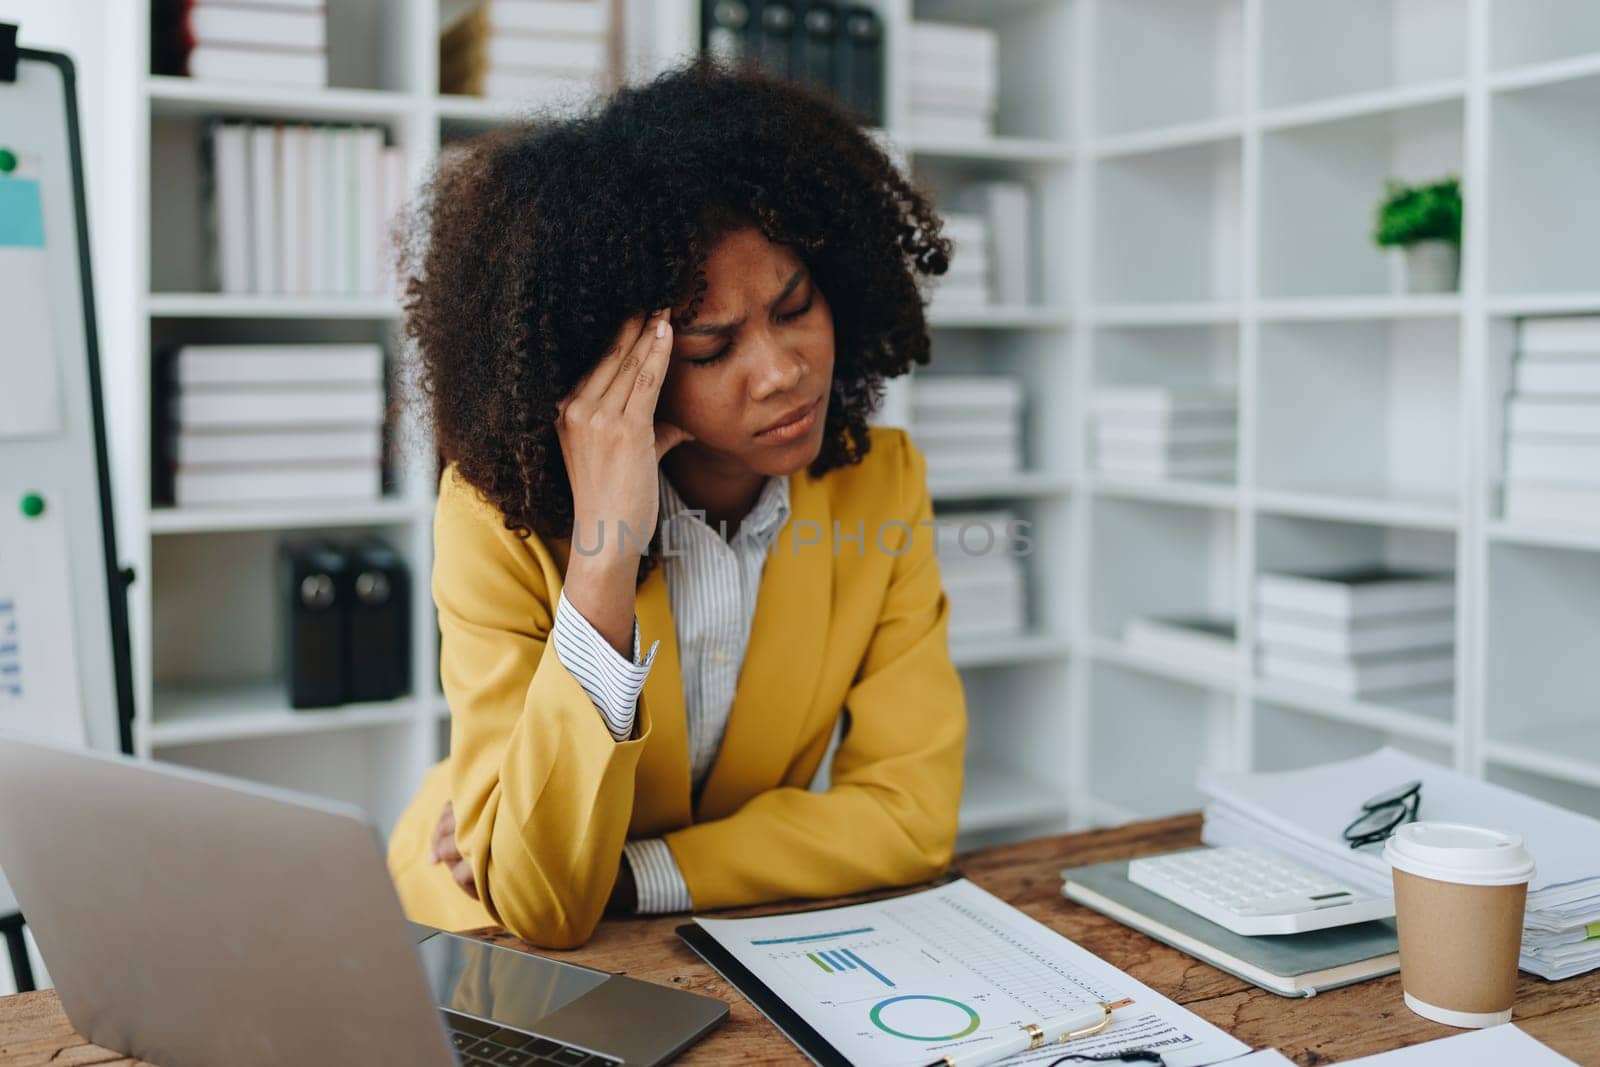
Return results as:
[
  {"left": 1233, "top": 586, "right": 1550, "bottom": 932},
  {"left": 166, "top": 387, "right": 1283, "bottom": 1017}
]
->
[{"left": 1062, "top": 857, "right": 1398, "bottom": 996}]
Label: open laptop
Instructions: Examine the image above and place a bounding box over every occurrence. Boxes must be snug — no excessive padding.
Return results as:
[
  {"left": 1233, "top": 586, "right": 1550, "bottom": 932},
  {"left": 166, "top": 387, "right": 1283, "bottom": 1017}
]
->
[{"left": 0, "top": 734, "right": 727, "bottom": 1066}]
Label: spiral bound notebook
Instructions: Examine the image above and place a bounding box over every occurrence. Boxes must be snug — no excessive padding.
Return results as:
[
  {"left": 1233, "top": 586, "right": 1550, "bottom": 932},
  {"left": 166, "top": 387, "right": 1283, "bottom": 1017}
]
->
[{"left": 1061, "top": 858, "right": 1399, "bottom": 998}]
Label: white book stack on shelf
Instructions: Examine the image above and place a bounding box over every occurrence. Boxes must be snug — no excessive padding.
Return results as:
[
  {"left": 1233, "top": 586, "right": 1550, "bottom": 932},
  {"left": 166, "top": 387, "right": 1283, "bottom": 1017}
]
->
[
  {"left": 206, "top": 121, "right": 408, "bottom": 298},
  {"left": 1503, "top": 316, "right": 1600, "bottom": 527},
  {"left": 162, "top": 344, "right": 387, "bottom": 508},
  {"left": 440, "top": 0, "right": 612, "bottom": 104},
  {"left": 932, "top": 211, "right": 991, "bottom": 308},
  {"left": 933, "top": 509, "right": 1027, "bottom": 642},
  {"left": 1255, "top": 568, "right": 1456, "bottom": 706},
  {"left": 1123, "top": 614, "right": 1238, "bottom": 677},
  {"left": 907, "top": 21, "right": 997, "bottom": 141},
  {"left": 949, "top": 181, "right": 1032, "bottom": 306},
  {"left": 154, "top": 0, "right": 328, "bottom": 88},
  {"left": 910, "top": 375, "right": 1024, "bottom": 487},
  {"left": 1090, "top": 387, "right": 1236, "bottom": 482}
]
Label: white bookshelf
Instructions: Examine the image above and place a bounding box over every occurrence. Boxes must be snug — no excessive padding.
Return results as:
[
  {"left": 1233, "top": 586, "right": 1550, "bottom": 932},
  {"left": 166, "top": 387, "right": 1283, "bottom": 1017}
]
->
[{"left": 105, "top": 0, "right": 1600, "bottom": 856}]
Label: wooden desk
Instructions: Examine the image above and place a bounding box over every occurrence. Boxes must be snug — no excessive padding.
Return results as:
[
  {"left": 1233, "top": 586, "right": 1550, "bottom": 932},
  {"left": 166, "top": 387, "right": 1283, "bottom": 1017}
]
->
[{"left": 3, "top": 814, "right": 1597, "bottom": 1065}]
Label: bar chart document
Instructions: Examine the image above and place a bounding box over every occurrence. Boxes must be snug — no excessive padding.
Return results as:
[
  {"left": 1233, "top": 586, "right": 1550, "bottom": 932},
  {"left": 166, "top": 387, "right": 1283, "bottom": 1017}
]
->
[{"left": 692, "top": 879, "right": 1249, "bottom": 1067}]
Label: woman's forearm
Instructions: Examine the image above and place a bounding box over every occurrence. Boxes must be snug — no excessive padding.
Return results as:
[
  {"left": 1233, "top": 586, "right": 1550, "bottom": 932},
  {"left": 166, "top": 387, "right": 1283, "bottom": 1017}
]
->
[{"left": 563, "top": 550, "right": 643, "bottom": 659}]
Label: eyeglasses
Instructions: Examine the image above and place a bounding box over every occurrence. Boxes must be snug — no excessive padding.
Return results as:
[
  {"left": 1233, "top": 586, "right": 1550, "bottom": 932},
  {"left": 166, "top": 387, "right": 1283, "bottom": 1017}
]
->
[
  {"left": 1047, "top": 1050, "right": 1165, "bottom": 1065},
  {"left": 1342, "top": 779, "right": 1422, "bottom": 849}
]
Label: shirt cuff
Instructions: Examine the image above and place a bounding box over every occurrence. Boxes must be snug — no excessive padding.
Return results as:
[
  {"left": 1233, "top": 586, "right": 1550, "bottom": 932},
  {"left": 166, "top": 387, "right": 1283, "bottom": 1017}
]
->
[
  {"left": 623, "top": 838, "right": 694, "bottom": 914},
  {"left": 550, "top": 588, "right": 659, "bottom": 742}
]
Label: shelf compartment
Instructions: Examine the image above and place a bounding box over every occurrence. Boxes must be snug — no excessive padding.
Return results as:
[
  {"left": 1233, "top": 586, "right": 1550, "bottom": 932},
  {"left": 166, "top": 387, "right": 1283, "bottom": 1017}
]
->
[
  {"left": 927, "top": 305, "right": 1072, "bottom": 329},
  {"left": 1089, "top": 497, "right": 1236, "bottom": 641},
  {"left": 1091, "top": 116, "right": 1244, "bottom": 160},
  {"left": 1092, "top": 139, "right": 1242, "bottom": 305},
  {"left": 1256, "top": 318, "right": 1461, "bottom": 511},
  {"left": 1092, "top": 0, "right": 1243, "bottom": 137},
  {"left": 1489, "top": 4, "right": 1600, "bottom": 73},
  {"left": 149, "top": 499, "right": 423, "bottom": 535},
  {"left": 1091, "top": 302, "right": 1241, "bottom": 327},
  {"left": 1256, "top": 295, "right": 1461, "bottom": 321},
  {"left": 1259, "top": 79, "right": 1467, "bottom": 134},
  {"left": 153, "top": 723, "right": 427, "bottom": 834},
  {"left": 905, "top": 135, "right": 1072, "bottom": 164},
  {"left": 1484, "top": 543, "right": 1600, "bottom": 766},
  {"left": 960, "top": 761, "right": 1071, "bottom": 836},
  {"left": 1489, "top": 71, "right": 1600, "bottom": 295},
  {"left": 1486, "top": 730, "right": 1600, "bottom": 792},
  {"left": 1260, "top": 98, "right": 1463, "bottom": 299},
  {"left": 1252, "top": 699, "right": 1452, "bottom": 772},
  {"left": 1255, "top": 513, "right": 1457, "bottom": 580},
  {"left": 1087, "top": 636, "right": 1237, "bottom": 693},
  {"left": 147, "top": 294, "right": 402, "bottom": 319},
  {"left": 146, "top": 78, "right": 417, "bottom": 123},
  {"left": 911, "top": 0, "right": 1076, "bottom": 142},
  {"left": 950, "top": 632, "right": 1072, "bottom": 670},
  {"left": 929, "top": 471, "right": 1073, "bottom": 503},
  {"left": 1485, "top": 762, "right": 1600, "bottom": 820},
  {"left": 1252, "top": 677, "right": 1456, "bottom": 746},
  {"left": 1089, "top": 664, "right": 1233, "bottom": 819},
  {"left": 1089, "top": 478, "right": 1238, "bottom": 510},
  {"left": 149, "top": 682, "right": 421, "bottom": 746},
  {"left": 1260, "top": 1, "right": 1466, "bottom": 111},
  {"left": 1486, "top": 520, "right": 1600, "bottom": 554}
]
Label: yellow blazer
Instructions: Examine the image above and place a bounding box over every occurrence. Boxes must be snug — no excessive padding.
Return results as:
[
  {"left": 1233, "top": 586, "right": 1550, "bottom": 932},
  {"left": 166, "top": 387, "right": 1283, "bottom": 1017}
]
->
[{"left": 387, "top": 426, "right": 967, "bottom": 948}]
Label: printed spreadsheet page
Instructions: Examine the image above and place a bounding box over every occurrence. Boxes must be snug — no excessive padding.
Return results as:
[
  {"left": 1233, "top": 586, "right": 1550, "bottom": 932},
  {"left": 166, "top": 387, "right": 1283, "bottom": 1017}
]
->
[{"left": 694, "top": 878, "right": 1249, "bottom": 1067}]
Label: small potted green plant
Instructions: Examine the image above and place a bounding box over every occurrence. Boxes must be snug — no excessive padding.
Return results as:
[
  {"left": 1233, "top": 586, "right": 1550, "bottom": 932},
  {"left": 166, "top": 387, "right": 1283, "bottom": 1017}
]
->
[{"left": 1374, "top": 177, "right": 1462, "bottom": 293}]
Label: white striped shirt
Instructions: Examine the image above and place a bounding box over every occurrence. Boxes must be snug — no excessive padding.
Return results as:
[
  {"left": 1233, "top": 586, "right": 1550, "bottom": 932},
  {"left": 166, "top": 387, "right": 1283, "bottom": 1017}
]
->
[{"left": 548, "top": 469, "right": 791, "bottom": 913}]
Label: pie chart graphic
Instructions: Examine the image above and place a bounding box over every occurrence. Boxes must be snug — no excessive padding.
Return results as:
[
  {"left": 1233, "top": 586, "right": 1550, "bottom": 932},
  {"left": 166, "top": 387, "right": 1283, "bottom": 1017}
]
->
[{"left": 868, "top": 994, "right": 981, "bottom": 1041}]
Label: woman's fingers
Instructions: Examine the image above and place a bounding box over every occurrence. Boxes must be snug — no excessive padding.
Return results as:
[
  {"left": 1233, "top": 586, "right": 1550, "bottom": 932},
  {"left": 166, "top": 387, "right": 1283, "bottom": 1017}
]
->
[
  {"left": 563, "top": 311, "right": 649, "bottom": 414},
  {"left": 451, "top": 861, "right": 479, "bottom": 901},
  {"left": 430, "top": 801, "right": 460, "bottom": 864},
  {"left": 622, "top": 311, "right": 675, "bottom": 418}
]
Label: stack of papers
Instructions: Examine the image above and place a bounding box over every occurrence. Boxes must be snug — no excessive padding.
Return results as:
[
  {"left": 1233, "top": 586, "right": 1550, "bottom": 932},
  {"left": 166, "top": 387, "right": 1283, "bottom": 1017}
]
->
[
  {"left": 1198, "top": 748, "right": 1600, "bottom": 980},
  {"left": 1503, "top": 315, "right": 1600, "bottom": 527}
]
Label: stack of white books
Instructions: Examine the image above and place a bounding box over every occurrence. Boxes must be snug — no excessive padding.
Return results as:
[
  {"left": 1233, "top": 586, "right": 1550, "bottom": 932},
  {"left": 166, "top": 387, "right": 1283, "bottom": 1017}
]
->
[
  {"left": 1123, "top": 614, "right": 1237, "bottom": 677},
  {"left": 949, "top": 181, "right": 1032, "bottom": 306},
  {"left": 934, "top": 509, "right": 1027, "bottom": 642},
  {"left": 1090, "top": 387, "right": 1236, "bottom": 481},
  {"left": 1255, "top": 567, "right": 1456, "bottom": 704},
  {"left": 910, "top": 376, "right": 1025, "bottom": 486},
  {"left": 932, "top": 212, "right": 991, "bottom": 307},
  {"left": 206, "top": 122, "right": 408, "bottom": 299},
  {"left": 1503, "top": 316, "right": 1600, "bottom": 526},
  {"left": 440, "top": 0, "right": 611, "bottom": 103},
  {"left": 908, "top": 21, "right": 997, "bottom": 140},
  {"left": 155, "top": 0, "right": 327, "bottom": 88},
  {"left": 1199, "top": 747, "right": 1600, "bottom": 980},
  {"left": 163, "top": 344, "right": 387, "bottom": 508}
]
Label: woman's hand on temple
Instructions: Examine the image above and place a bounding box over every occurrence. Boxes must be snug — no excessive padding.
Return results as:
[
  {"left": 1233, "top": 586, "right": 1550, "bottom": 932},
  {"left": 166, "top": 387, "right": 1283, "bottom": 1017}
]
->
[{"left": 556, "top": 309, "right": 692, "bottom": 656}]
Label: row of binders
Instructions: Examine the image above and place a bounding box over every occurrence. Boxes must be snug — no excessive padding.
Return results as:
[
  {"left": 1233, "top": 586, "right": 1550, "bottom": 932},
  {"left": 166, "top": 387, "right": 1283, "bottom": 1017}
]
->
[
  {"left": 1502, "top": 315, "right": 1600, "bottom": 527},
  {"left": 159, "top": 344, "right": 387, "bottom": 508},
  {"left": 1256, "top": 567, "right": 1455, "bottom": 706},
  {"left": 909, "top": 21, "right": 996, "bottom": 140},
  {"left": 934, "top": 510, "right": 1027, "bottom": 643},
  {"left": 154, "top": 0, "right": 328, "bottom": 89},
  {"left": 702, "top": 1, "right": 885, "bottom": 126},
  {"left": 1090, "top": 387, "right": 1237, "bottom": 482},
  {"left": 206, "top": 121, "right": 408, "bottom": 298},
  {"left": 442, "top": 0, "right": 613, "bottom": 103},
  {"left": 932, "top": 181, "right": 1033, "bottom": 308},
  {"left": 908, "top": 375, "right": 1025, "bottom": 486}
]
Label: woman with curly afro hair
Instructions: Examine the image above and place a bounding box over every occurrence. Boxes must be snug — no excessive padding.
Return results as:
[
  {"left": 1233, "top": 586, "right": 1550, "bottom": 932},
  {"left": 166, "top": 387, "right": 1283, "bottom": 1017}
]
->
[{"left": 385, "top": 57, "right": 968, "bottom": 949}]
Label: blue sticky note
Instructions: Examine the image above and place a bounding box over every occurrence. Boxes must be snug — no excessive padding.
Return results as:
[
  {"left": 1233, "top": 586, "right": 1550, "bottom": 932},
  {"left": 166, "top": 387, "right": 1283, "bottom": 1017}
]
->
[{"left": 0, "top": 177, "right": 45, "bottom": 247}]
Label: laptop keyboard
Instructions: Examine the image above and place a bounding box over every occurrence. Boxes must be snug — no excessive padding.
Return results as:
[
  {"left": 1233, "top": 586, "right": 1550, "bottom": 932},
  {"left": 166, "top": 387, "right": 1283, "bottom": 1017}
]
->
[{"left": 444, "top": 1009, "right": 622, "bottom": 1067}]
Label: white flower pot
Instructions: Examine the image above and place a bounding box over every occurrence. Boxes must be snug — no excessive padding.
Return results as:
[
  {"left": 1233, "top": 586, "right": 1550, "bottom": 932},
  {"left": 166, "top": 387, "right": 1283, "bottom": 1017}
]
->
[{"left": 1402, "top": 240, "right": 1460, "bottom": 294}]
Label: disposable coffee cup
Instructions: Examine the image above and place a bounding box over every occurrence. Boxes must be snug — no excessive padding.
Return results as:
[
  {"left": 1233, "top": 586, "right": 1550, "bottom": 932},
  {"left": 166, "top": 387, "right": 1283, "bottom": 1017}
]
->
[{"left": 1384, "top": 822, "right": 1535, "bottom": 1028}]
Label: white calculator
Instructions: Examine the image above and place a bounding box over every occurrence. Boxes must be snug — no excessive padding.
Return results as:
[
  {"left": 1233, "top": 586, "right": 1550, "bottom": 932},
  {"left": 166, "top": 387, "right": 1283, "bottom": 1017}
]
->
[{"left": 1128, "top": 847, "right": 1395, "bottom": 936}]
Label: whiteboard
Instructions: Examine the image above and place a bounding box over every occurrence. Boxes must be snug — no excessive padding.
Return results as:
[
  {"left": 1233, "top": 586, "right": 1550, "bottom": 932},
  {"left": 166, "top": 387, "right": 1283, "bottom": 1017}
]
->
[{"left": 0, "top": 41, "right": 136, "bottom": 916}]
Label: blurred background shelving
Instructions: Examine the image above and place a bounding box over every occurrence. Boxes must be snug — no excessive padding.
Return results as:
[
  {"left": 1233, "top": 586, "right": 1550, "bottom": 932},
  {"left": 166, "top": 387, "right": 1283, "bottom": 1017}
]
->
[{"left": 95, "top": 0, "right": 1600, "bottom": 854}]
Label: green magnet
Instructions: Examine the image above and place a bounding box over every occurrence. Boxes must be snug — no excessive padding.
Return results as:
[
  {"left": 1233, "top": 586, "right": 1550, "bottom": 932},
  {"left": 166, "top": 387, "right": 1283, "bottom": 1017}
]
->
[
  {"left": 20, "top": 492, "right": 45, "bottom": 518},
  {"left": 0, "top": 148, "right": 16, "bottom": 174}
]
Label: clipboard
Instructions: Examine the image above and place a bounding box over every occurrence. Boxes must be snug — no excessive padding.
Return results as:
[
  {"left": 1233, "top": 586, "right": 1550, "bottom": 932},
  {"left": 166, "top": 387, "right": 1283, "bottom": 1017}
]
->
[{"left": 677, "top": 921, "right": 853, "bottom": 1067}]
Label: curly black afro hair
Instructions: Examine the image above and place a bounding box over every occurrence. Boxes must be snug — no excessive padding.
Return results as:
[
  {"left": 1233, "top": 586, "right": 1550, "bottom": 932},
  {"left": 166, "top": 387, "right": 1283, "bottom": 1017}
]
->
[{"left": 401, "top": 57, "right": 951, "bottom": 562}]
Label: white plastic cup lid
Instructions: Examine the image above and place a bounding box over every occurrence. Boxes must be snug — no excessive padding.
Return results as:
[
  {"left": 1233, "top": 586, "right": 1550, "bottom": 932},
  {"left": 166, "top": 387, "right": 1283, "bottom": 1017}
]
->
[{"left": 1383, "top": 821, "right": 1536, "bottom": 887}]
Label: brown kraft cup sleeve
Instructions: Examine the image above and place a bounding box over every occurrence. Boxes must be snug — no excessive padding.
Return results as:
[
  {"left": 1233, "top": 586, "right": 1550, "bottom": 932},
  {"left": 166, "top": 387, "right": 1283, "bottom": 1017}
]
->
[{"left": 1393, "top": 869, "right": 1527, "bottom": 1014}]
